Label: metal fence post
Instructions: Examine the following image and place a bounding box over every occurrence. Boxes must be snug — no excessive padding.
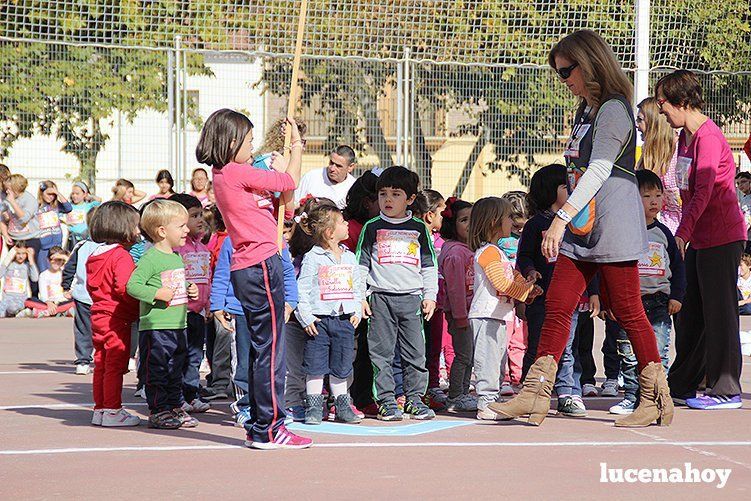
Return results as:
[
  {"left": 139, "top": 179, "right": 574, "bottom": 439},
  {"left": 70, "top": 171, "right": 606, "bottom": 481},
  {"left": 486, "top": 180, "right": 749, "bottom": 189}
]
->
[
  {"left": 396, "top": 57, "right": 404, "bottom": 166},
  {"left": 635, "top": 0, "right": 651, "bottom": 145},
  {"left": 175, "top": 36, "right": 183, "bottom": 191},
  {"left": 402, "top": 47, "right": 411, "bottom": 168},
  {"left": 168, "top": 49, "right": 175, "bottom": 180}
]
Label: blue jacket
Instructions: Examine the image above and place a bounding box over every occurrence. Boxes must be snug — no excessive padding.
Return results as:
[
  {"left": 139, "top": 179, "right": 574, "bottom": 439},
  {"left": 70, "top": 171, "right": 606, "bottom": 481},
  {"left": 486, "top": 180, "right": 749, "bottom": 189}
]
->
[{"left": 210, "top": 236, "right": 298, "bottom": 315}]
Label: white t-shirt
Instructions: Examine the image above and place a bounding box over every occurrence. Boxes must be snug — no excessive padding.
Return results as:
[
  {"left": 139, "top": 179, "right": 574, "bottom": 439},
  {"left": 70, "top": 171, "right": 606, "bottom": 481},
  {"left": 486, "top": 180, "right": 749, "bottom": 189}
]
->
[
  {"left": 294, "top": 168, "right": 356, "bottom": 209},
  {"left": 739, "top": 192, "right": 751, "bottom": 239},
  {"left": 738, "top": 273, "right": 751, "bottom": 301},
  {"left": 38, "top": 269, "right": 66, "bottom": 303}
]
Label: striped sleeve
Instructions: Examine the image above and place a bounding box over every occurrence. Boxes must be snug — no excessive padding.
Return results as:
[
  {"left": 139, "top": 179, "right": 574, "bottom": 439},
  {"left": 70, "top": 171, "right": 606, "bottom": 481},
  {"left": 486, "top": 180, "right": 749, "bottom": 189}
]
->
[{"left": 477, "top": 246, "right": 533, "bottom": 302}]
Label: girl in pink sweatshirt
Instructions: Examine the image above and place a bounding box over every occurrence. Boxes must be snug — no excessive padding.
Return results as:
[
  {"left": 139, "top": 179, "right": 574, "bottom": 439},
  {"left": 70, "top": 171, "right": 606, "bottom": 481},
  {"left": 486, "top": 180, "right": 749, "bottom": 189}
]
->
[{"left": 437, "top": 197, "right": 476, "bottom": 412}]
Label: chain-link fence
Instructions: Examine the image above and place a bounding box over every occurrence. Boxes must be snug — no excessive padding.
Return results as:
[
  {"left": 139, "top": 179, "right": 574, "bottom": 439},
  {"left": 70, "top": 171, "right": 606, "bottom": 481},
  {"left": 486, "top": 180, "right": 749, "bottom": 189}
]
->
[{"left": 1, "top": 1, "right": 750, "bottom": 200}]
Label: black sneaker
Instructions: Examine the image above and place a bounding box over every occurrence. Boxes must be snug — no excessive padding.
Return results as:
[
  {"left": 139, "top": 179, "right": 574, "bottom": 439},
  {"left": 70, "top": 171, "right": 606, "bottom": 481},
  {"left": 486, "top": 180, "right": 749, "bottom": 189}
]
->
[
  {"left": 199, "top": 386, "right": 229, "bottom": 401},
  {"left": 557, "top": 396, "right": 587, "bottom": 417},
  {"left": 305, "top": 394, "right": 325, "bottom": 425},
  {"left": 148, "top": 410, "right": 182, "bottom": 429},
  {"left": 334, "top": 395, "right": 362, "bottom": 424},
  {"left": 671, "top": 391, "right": 696, "bottom": 407},
  {"left": 377, "top": 401, "right": 403, "bottom": 421},
  {"left": 404, "top": 398, "right": 436, "bottom": 420}
]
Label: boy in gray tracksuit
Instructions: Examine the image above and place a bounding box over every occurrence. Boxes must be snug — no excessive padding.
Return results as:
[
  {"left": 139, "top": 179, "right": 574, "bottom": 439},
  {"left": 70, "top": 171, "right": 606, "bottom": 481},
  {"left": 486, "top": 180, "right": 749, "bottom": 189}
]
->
[{"left": 356, "top": 166, "right": 438, "bottom": 421}]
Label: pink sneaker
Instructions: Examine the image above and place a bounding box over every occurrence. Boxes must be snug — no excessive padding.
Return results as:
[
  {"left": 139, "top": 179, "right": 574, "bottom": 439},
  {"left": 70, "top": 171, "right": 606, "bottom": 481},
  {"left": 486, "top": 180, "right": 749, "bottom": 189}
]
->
[{"left": 244, "top": 425, "right": 312, "bottom": 450}]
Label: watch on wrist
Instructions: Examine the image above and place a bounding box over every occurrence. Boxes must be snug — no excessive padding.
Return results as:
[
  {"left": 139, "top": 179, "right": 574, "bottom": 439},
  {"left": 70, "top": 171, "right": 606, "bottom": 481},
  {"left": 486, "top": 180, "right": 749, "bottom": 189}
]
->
[{"left": 556, "top": 208, "right": 572, "bottom": 223}]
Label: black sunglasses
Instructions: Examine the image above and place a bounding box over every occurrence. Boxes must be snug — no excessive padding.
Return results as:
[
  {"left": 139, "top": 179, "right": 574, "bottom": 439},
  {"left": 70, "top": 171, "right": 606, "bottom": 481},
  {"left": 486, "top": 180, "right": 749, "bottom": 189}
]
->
[{"left": 557, "top": 62, "right": 579, "bottom": 80}]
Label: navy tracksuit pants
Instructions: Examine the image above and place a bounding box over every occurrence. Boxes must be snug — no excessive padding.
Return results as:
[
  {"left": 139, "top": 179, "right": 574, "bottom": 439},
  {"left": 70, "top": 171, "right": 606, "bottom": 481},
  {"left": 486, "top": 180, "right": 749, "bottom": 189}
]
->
[
  {"left": 139, "top": 328, "right": 188, "bottom": 414},
  {"left": 231, "top": 254, "right": 287, "bottom": 444}
]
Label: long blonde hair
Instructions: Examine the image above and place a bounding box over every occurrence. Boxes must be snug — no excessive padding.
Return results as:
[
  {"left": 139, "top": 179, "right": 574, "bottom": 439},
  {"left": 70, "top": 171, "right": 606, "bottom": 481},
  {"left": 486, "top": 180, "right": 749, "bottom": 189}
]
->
[
  {"left": 548, "top": 30, "right": 633, "bottom": 109},
  {"left": 255, "top": 116, "right": 307, "bottom": 156},
  {"left": 637, "top": 97, "right": 676, "bottom": 177}
]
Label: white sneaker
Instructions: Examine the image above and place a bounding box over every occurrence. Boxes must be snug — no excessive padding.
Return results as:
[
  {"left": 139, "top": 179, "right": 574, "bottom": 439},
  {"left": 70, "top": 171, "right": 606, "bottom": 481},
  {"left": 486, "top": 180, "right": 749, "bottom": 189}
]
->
[
  {"left": 500, "top": 383, "right": 515, "bottom": 396},
  {"left": 127, "top": 358, "right": 137, "bottom": 372},
  {"left": 134, "top": 387, "right": 146, "bottom": 399},
  {"left": 582, "top": 383, "right": 598, "bottom": 397},
  {"left": 476, "top": 407, "right": 504, "bottom": 421},
  {"left": 184, "top": 398, "right": 210, "bottom": 413},
  {"left": 15, "top": 308, "right": 33, "bottom": 318},
  {"left": 75, "top": 364, "right": 91, "bottom": 375},
  {"left": 91, "top": 409, "right": 103, "bottom": 426},
  {"left": 101, "top": 408, "right": 140, "bottom": 427},
  {"left": 609, "top": 398, "right": 637, "bottom": 415},
  {"left": 427, "top": 387, "right": 448, "bottom": 405},
  {"left": 446, "top": 394, "right": 478, "bottom": 412}
]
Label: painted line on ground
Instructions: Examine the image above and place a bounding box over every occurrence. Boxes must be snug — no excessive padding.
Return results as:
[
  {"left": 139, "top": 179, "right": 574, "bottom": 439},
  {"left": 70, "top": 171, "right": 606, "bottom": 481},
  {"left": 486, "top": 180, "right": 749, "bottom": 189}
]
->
[
  {"left": 0, "top": 370, "right": 59, "bottom": 375},
  {"left": 2, "top": 441, "right": 751, "bottom": 456},
  {"left": 0, "top": 402, "right": 149, "bottom": 411}
]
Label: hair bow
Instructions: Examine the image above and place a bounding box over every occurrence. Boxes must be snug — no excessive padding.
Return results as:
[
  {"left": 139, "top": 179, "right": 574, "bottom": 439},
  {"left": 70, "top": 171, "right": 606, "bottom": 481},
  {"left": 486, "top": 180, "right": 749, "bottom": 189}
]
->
[{"left": 441, "top": 196, "right": 459, "bottom": 219}]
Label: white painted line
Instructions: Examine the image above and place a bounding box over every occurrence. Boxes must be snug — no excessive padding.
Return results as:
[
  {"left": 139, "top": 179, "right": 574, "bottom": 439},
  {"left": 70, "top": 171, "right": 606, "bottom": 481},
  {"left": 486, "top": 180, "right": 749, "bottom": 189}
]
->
[
  {"left": 0, "top": 371, "right": 59, "bottom": 375},
  {"left": 0, "top": 402, "right": 148, "bottom": 411},
  {"left": 2, "top": 441, "right": 751, "bottom": 456}
]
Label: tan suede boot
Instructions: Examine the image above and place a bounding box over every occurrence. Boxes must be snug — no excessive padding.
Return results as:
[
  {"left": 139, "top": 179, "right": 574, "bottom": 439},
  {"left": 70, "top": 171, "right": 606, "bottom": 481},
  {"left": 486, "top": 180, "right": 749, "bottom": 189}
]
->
[
  {"left": 615, "top": 361, "right": 674, "bottom": 427},
  {"left": 488, "top": 355, "right": 557, "bottom": 426}
]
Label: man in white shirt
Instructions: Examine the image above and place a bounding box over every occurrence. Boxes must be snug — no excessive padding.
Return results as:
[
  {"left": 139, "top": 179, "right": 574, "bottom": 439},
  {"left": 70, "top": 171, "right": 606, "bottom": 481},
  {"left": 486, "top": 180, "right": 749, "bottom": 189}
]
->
[{"left": 294, "top": 145, "right": 357, "bottom": 209}]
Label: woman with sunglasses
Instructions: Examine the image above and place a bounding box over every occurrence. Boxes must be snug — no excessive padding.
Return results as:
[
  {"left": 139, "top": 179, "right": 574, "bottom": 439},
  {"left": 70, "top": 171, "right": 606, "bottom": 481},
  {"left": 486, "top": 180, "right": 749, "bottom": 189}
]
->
[
  {"left": 489, "top": 30, "right": 671, "bottom": 428},
  {"left": 655, "top": 70, "right": 745, "bottom": 411}
]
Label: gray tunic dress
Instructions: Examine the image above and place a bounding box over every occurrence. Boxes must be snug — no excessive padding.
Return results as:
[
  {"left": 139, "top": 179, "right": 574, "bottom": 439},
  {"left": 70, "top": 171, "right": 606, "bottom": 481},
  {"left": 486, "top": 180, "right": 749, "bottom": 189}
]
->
[{"left": 560, "top": 94, "right": 648, "bottom": 263}]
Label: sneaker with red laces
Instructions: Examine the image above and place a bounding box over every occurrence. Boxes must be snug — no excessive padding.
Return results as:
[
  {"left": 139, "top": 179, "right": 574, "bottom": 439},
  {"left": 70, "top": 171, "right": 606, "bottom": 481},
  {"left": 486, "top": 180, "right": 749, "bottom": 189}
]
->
[{"left": 244, "top": 425, "right": 313, "bottom": 450}]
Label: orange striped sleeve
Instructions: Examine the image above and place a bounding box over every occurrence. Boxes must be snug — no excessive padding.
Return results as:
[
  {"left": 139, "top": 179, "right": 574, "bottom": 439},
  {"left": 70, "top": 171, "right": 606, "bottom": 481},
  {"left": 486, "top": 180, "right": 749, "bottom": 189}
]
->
[{"left": 477, "top": 246, "right": 533, "bottom": 302}]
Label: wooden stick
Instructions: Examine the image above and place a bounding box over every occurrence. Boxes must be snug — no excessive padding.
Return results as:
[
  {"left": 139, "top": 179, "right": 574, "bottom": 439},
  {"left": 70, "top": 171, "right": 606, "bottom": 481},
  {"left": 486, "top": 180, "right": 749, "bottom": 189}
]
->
[{"left": 278, "top": 0, "right": 309, "bottom": 250}]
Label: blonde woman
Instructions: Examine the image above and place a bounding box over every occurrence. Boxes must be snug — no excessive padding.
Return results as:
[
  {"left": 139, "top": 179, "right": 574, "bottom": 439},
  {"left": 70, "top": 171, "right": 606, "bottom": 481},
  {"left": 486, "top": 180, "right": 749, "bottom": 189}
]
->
[
  {"left": 637, "top": 97, "right": 681, "bottom": 234},
  {"left": 489, "top": 30, "right": 670, "bottom": 428}
]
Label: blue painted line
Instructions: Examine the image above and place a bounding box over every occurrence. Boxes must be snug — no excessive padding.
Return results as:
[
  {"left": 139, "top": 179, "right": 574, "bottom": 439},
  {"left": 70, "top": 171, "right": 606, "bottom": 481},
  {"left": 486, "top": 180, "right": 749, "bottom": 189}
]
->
[{"left": 287, "top": 419, "right": 476, "bottom": 437}]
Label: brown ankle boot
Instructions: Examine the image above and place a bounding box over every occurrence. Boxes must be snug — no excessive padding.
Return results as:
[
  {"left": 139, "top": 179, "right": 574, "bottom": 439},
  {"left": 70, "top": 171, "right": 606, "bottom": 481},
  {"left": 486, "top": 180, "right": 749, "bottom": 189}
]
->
[
  {"left": 615, "top": 361, "right": 674, "bottom": 428},
  {"left": 488, "top": 355, "right": 557, "bottom": 426}
]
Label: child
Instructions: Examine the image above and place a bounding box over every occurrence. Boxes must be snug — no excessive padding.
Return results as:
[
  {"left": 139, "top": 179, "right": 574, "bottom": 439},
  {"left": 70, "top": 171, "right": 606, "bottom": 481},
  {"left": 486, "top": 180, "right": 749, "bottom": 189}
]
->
[
  {"left": 197, "top": 109, "right": 311, "bottom": 449},
  {"left": 421, "top": 189, "right": 452, "bottom": 409},
  {"left": 516, "top": 164, "right": 595, "bottom": 417},
  {"left": 468, "top": 197, "right": 541, "bottom": 420},
  {"left": 66, "top": 181, "right": 101, "bottom": 249},
  {"left": 26, "top": 246, "right": 75, "bottom": 317},
  {"left": 0, "top": 243, "right": 38, "bottom": 317},
  {"left": 62, "top": 215, "right": 100, "bottom": 374},
  {"left": 189, "top": 168, "right": 211, "bottom": 207},
  {"left": 738, "top": 254, "right": 751, "bottom": 315},
  {"left": 295, "top": 205, "right": 363, "bottom": 424},
  {"left": 111, "top": 178, "right": 146, "bottom": 205},
  {"left": 35, "top": 181, "right": 72, "bottom": 272},
  {"left": 126, "top": 199, "right": 200, "bottom": 429},
  {"left": 86, "top": 201, "right": 142, "bottom": 427},
  {"left": 438, "top": 197, "right": 475, "bottom": 412},
  {"left": 150, "top": 170, "right": 176, "bottom": 200},
  {"left": 341, "top": 170, "right": 380, "bottom": 253},
  {"left": 610, "top": 170, "right": 685, "bottom": 416},
  {"left": 356, "top": 165, "right": 438, "bottom": 421},
  {"left": 170, "top": 194, "right": 212, "bottom": 412}
]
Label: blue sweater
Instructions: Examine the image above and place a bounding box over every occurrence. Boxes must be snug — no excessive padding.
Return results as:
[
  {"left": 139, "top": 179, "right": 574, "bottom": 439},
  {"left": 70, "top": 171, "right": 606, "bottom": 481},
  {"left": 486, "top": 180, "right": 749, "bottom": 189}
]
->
[{"left": 210, "top": 236, "right": 298, "bottom": 315}]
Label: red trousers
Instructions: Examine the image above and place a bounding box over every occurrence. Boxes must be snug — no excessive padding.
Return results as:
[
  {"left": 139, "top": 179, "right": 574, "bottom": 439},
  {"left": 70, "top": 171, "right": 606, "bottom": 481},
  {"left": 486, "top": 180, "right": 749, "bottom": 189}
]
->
[
  {"left": 537, "top": 255, "right": 660, "bottom": 371},
  {"left": 427, "top": 310, "right": 454, "bottom": 388},
  {"left": 91, "top": 314, "right": 132, "bottom": 410}
]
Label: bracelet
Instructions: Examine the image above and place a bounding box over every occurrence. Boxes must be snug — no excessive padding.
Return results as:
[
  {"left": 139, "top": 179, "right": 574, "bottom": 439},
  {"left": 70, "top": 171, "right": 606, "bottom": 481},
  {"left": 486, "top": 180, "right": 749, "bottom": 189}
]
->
[{"left": 555, "top": 208, "right": 572, "bottom": 223}]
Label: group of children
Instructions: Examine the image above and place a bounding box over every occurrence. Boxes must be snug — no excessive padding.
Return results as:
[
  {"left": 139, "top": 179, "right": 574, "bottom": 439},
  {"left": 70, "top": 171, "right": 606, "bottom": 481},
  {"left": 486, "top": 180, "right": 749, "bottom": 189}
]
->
[{"left": 0, "top": 108, "right": 709, "bottom": 449}]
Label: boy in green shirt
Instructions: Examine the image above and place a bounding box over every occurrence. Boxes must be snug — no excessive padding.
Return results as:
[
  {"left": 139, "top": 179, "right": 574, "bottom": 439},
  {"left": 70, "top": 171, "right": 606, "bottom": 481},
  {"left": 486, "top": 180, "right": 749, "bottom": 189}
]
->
[{"left": 127, "top": 199, "right": 199, "bottom": 429}]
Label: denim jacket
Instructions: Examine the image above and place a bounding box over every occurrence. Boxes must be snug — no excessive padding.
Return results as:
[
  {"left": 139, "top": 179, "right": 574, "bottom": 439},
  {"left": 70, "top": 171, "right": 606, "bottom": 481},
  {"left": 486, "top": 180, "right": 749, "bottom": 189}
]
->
[{"left": 295, "top": 245, "right": 363, "bottom": 328}]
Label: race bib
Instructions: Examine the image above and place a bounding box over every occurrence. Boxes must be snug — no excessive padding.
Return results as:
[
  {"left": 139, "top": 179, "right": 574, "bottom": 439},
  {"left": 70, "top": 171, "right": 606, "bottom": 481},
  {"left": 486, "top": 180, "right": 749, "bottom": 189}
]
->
[
  {"left": 564, "top": 124, "right": 591, "bottom": 159},
  {"left": 160, "top": 268, "right": 188, "bottom": 306},
  {"left": 376, "top": 229, "right": 421, "bottom": 266},
  {"left": 3, "top": 277, "right": 26, "bottom": 294},
  {"left": 318, "top": 264, "right": 355, "bottom": 301},
  {"left": 47, "top": 283, "right": 66, "bottom": 302},
  {"left": 675, "top": 156, "right": 692, "bottom": 191},
  {"left": 253, "top": 190, "right": 274, "bottom": 210},
  {"left": 184, "top": 251, "right": 211, "bottom": 284},
  {"left": 65, "top": 210, "right": 86, "bottom": 226},
  {"left": 638, "top": 242, "right": 667, "bottom": 277},
  {"left": 37, "top": 211, "right": 60, "bottom": 230}
]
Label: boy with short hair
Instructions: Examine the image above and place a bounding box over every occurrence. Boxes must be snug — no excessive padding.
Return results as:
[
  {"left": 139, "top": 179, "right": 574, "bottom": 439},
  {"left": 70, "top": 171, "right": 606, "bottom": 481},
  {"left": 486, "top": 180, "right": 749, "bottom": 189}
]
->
[
  {"left": 610, "top": 170, "right": 686, "bottom": 418},
  {"left": 356, "top": 166, "right": 439, "bottom": 421},
  {"left": 126, "top": 199, "right": 199, "bottom": 429},
  {"left": 170, "top": 193, "right": 214, "bottom": 409}
]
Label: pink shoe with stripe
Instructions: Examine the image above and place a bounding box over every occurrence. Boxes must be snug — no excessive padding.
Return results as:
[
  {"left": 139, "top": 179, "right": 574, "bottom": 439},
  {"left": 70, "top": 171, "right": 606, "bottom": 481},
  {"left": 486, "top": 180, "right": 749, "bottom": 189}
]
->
[{"left": 244, "top": 425, "right": 312, "bottom": 450}]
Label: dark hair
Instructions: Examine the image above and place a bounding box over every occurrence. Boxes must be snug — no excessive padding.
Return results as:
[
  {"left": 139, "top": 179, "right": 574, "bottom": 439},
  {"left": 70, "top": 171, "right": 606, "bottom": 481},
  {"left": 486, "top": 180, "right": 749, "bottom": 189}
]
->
[
  {"left": 410, "top": 192, "right": 429, "bottom": 219},
  {"left": 736, "top": 172, "right": 751, "bottom": 181},
  {"left": 439, "top": 197, "right": 473, "bottom": 241},
  {"left": 636, "top": 169, "right": 663, "bottom": 192},
  {"left": 210, "top": 204, "right": 226, "bottom": 232},
  {"left": 527, "top": 164, "right": 567, "bottom": 215},
  {"left": 48, "top": 245, "right": 68, "bottom": 259},
  {"left": 89, "top": 201, "right": 141, "bottom": 245},
  {"left": 196, "top": 109, "right": 254, "bottom": 169},
  {"left": 376, "top": 166, "right": 419, "bottom": 197},
  {"left": 289, "top": 197, "right": 336, "bottom": 258},
  {"left": 343, "top": 170, "right": 378, "bottom": 224},
  {"left": 422, "top": 189, "right": 445, "bottom": 213},
  {"left": 331, "top": 145, "right": 356, "bottom": 166},
  {"left": 654, "top": 70, "right": 705, "bottom": 111},
  {"left": 169, "top": 193, "right": 203, "bottom": 212},
  {"left": 155, "top": 169, "right": 174, "bottom": 189},
  {"left": 299, "top": 205, "right": 342, "bottom": 246}
]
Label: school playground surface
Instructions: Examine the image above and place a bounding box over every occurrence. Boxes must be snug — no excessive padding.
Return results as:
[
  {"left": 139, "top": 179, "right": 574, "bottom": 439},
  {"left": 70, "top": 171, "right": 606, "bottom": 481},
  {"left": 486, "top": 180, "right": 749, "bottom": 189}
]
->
[{"left": 1, "top": 318, "right": 750, "bottom": 500}]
